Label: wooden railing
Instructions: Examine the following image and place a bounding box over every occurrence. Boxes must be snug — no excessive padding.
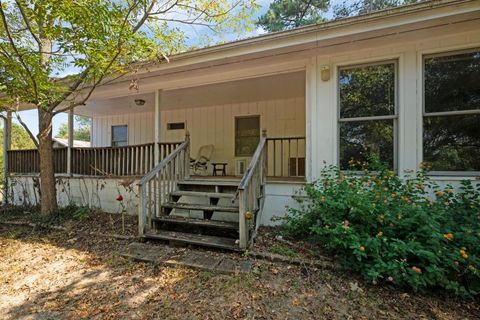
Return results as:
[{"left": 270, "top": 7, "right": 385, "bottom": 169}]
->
[
  {"left": 7, "top": 148, "right": 68, "bottom": 174},
  {"left": 138, "top": 134, "right": 190, "bottom": 236},
  {"left": 237, "top": 130, "right": 267, "bottom": 249},
  {"left": 266, "top": 136, "right": 306, "bottom": 177},
  {"left": 7, "top": 142, "right": 181, "bottom": 176}
]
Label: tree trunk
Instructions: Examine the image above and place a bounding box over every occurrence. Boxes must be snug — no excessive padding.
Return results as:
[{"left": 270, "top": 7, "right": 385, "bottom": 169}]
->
[{"left": 38, "top": 108, "right": 57, "bottom": 215}]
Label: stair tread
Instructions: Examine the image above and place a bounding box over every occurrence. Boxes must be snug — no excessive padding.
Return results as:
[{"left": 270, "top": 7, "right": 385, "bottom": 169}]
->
[
  {"left": 170, "top": 191, "right": 235, "bottom": 199},
  {"left": 154, "top": 216, "right": 239, "bottom": 229},
  {"left": 178, "top": 180, "right": 239, "bottom": 187},
  {"left": 162, "top": 202, "right": 239, "bottom": 213},
  {"left": 145, "top": 230, "right": 239, "bottom": 251}
]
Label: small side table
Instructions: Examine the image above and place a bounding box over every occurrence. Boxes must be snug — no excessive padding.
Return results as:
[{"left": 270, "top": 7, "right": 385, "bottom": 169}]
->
[{"left": 212, "top": 162, "right": 228, "bottom": 176}]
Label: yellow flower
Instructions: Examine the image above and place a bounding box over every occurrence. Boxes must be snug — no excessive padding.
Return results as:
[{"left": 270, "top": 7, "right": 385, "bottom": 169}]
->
[
  {"left": 377, "top": 231, "right": 383, "bottom": 237},
  {"left": 378, "top": 214, "right": 384, "bottom": 223},
  {"left": 359, "top": 246, "right": 365, "bottom": 252},
  {"left": 443, "top": 233, "right": 454, "bottom": 241},
  {"left": 468, "top": 265, "right": 476, "bottom": 271},
  {"left": 460, "top": 249, "right": 468, "bottom": 259},
  {"left": 435, "top": 191, "right": 444, "bottom": 198},
  {"left": 412, "top": 266, "right": 422, "bottom": 274}
]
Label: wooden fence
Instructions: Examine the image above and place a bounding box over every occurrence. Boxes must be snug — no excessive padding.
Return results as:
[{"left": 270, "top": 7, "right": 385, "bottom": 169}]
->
[{"left": 7, "top": 142, "right": 181, "bottom": 177}]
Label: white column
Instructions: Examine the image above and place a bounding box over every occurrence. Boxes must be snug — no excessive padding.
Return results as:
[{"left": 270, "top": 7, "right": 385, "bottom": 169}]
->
[
  {"left": 154, "top": 89, "right": 162, "bottom": 164},
  {"left": 398, "top": 49, "right": 419, "bottom": 176},
  {"left": 67, "top": 108, "right": 74, "bottom": 175},
  {"left": 3, "top": 111, "right": 12, "bottom": 204},
  {"left": 307, "top": 55, "right": 336, "bottom": 181},
  {"left": 305, "top": 57, "right": 317, "bottom": 183}
]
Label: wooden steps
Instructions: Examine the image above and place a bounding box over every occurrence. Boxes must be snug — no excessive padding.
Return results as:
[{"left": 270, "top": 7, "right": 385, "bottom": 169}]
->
[
  {"left": 145, "top": 230, "right": 239, "bottom": 251},
  {"left": 161, "top": 202, "right": 239, "bottom": 213},
  {"left": 170, "top": 190, "right": 236, "bottom": 200},
  {"left": 144, "top": 178, "right": 243, "bottom": 251},
  {"left": 177, "top": 179, "right": 238, "bottom": 193},
  {"left": 177, "top": 180, "right": 239, "bottom": 186},
  {"left": 153, "top": 216, "right": 239, "bottom": 230}
]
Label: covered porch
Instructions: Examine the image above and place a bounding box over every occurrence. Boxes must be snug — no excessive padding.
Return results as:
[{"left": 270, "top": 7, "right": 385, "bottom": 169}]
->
[{"left": 7, "top": 71, "right": 307, "bottom": 181}]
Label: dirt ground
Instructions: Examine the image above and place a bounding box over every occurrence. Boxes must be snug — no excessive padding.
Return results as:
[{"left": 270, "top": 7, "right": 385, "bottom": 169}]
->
[{"left": 0, "top": 211, "right": 479, "bottom": 320}]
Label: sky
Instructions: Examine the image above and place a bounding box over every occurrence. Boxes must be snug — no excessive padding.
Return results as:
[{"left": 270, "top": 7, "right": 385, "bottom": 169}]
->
[{"left": 14, "top": 0, "right": 335, "bottom": 137}]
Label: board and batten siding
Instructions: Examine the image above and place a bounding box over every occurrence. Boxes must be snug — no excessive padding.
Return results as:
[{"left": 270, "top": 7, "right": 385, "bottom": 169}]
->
[
  {"left": 160, "top": 97, "right": 306, "bottom": 176},
  {"left": 92, "top": 112, "right": 154, "bottom": 147}
]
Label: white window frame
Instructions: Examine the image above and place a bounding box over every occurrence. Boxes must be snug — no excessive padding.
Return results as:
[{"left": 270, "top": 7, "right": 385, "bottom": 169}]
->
[
  {"left": 111, "top": 125, "right": 128, "bottom": 147},
  {"left": 337, "top": 60, "right": 399, "bottom": 172},
  {"left": 422, "top": 48, "right": 480, "bottom": 176}
]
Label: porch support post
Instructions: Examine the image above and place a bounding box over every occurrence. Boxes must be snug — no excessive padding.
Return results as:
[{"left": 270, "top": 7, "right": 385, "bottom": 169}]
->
[
  {"left": 305, "top": 57, "right": 318, "bottom": 183},
  {"left": 67, "top": 108, "right": 74, "bottom": 176},
  {"left": 3, "top": 111, "right": 12, "bottom": 204},
  {"left": 154, "top": 89, "right": 162, "bottom": 164}
]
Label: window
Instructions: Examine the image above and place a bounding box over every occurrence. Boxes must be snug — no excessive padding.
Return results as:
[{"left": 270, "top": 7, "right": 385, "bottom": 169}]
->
[
  {"left": 167, "top": 122, "right": 185, "bottom": 130},
  {"left": 338, "top": 61, "right": 397, "bottom": 170},
  {"left": 235, "top": 116, "right": 260, "bottom": 157},
  {"left": 111, "top": 125, "right": 128, "bottom": 147},
  {"left": 423, "top": 49, "right": 480, "bottom": 173}
]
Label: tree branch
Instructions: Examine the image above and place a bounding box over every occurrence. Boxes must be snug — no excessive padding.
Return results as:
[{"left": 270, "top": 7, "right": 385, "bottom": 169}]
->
[
  {"left": 14, "top": 111, "right": 39, "bottom": 148},
  {"left": 14, "top": 0, "right": 41, "bottom": 45}
]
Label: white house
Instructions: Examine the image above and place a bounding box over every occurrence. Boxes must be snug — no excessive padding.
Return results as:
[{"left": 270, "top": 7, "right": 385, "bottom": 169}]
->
[{"left": 5, "top": 0, "right": 480, "bottom": 249}]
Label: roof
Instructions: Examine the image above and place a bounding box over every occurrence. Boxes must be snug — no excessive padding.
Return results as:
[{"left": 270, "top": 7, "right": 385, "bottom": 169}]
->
[
  {"left": 133, "top": 0, "right": 478, "bottom": 73},
  {"left": 53, "top": 138, "right": 91, "bottom": 148}
]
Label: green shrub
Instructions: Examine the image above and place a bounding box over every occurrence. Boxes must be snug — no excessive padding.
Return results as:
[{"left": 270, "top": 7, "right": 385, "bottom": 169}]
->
[{"left": 282, "top": 161, "right": 480, "bottom": 296}]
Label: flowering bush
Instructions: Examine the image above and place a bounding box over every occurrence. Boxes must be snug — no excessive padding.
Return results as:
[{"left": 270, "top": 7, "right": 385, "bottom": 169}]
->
[{"left": 282, "top": 161, "right": 480, "bottom": 296}]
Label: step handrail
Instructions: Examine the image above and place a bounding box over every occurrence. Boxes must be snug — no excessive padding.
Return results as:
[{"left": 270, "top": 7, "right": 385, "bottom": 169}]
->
[
  {"left": 139, "top": 140, "right": 189, "bottom": 186},
  {"left": 138, "top": 133, "right": 190, "bottom": 236},
  {"left": 237, "top": 130, "right": 267, "bottom": 249}
]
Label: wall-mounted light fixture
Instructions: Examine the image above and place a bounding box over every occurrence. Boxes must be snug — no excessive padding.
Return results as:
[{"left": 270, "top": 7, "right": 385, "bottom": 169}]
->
[
  {"left": 134, "top": 99, "right": 146, "bottom": 106},
  {"left": 320, "top": 65, "right": 330, "bottom": 82}
]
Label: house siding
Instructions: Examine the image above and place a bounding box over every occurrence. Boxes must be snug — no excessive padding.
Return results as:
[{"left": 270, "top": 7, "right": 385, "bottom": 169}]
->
[
  {"left": 306, "top": 23, "right": 480, "bottom": 181},
  {"left": 160, "top": 97, "right": 305, "bottom": 175},
  {"left": 92, "top": 111, "right": 155, "bottom": 147}
]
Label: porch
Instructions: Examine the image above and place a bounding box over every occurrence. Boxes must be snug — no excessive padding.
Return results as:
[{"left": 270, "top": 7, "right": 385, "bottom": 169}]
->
[
  {"left": 5, "top": 71, "right": 307, "bottom": 251},
  {"left": 7, "top": 70, "right": 307, "bottom": 181}
]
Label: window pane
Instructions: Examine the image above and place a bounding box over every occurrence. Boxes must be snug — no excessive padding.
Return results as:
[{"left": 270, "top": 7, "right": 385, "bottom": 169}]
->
[
  {"left": 235, "top": 116, "right": 260, "bottom": 156},
  {"left": 339, "top": 63, "right": 395, "bottom": 118},
  {"left": 112, "top": 126, "right": 127, "bottom": 147},
  {"left": 425, "top": 50, "right": 480, "bottom": 113},
  {"left": 167, "top": 122, "right": 185, "bottom": 130},
  {"left": 339, "top": 120, "right": 394, "bottom": 169},
  {"left": 423, "top": 114, "right": 480, "bottom": 171}
]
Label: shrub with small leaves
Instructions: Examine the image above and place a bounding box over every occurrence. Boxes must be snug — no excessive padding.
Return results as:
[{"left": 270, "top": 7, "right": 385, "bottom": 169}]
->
[{"left": 282, "top": 160, "right": 480, "bottom": 297}]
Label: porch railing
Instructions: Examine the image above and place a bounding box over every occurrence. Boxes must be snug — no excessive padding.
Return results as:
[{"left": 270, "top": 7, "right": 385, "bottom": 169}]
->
[
  {"left": 7, "top": 148, "right": 68, "bottom": 174},
  {"left": 6, "top": 142, "right": 181, "bottom": 176},
  {"left": 237, "top": 130, "right": 267, "bottom": 249},
  {"left": 138, "top": 133, "right": 190, "bottom": 236},
  {"left": 266, "top": 136, "right": 306, "bottom": 178}
]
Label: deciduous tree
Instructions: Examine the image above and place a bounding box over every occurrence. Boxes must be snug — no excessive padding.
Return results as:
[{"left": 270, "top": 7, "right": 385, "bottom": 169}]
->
[{"left": 0, "top": 0, "right": 256, "bottom": 215}]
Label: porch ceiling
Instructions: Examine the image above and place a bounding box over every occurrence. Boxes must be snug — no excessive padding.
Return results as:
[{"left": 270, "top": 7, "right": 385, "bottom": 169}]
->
[{"left": 76, "top": 71, "right": 305, "bottom": 116}]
